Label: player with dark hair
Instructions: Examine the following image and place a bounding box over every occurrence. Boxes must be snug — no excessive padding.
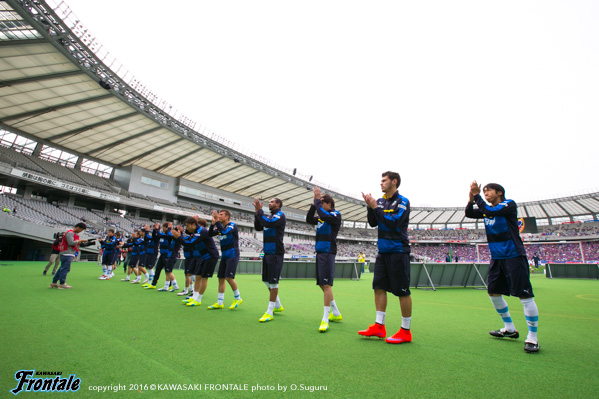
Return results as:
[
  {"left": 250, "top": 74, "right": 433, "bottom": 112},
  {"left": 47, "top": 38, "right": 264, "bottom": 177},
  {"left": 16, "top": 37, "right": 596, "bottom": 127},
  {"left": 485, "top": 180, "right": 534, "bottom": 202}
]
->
[
  {"left": 208, "top": 209, "right": 243, "bottom": 310},
  {"left": 253, "top": 197, "right": 286, "bottom": 323},
  {"left": 177, "top": 217, "right": 220, "bottom": 307},
  {"left": 119, "top": 231, "right": 142, "bottom": 283},
  {"left": 43, "top": 234, "right": 62, "bottom": 276},
  {"left": 143, "top": 222, "right": 161, "bottom": 285},
  {"left": 306, "top": 187, "right": 343, "bottom": 333},
  {"left": 98, "top": 229, "right": 118, "bottom": 280},
  {"left": 466, "top": 181, "right": 540, "bottom": 353},
  {"left": 359, "top": 171, "right": 413, "bottom": 344}
]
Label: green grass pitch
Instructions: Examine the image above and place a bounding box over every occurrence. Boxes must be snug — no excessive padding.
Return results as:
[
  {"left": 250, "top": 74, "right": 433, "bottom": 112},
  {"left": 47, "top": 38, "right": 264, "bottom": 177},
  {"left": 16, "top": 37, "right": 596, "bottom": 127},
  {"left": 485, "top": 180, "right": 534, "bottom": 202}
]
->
[{"left": 1, "top": 261, "right": 598, "bottom": 398}]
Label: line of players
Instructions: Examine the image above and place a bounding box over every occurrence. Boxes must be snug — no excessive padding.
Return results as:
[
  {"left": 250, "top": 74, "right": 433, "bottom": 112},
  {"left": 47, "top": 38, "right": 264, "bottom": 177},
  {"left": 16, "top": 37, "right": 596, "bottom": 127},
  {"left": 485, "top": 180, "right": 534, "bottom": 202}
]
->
[{"left": 95, "top": 188, "right": 341, "bottom": 330}]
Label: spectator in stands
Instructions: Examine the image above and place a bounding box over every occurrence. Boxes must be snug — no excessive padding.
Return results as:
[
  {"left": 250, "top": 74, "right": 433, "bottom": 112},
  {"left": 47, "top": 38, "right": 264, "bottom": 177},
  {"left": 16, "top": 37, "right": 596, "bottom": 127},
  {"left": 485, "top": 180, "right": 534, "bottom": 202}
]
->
[
  {"left": 3, "top": 206, "right": 10, "bottom": 213},
  {"left": 358, "top": 251, "right": 366, "bottom": 274},
  {"left": 12, "top": 207, "right": 16, "bottom": 214},
  {"left": 49, "top": 222, "right": 88, "bottom": 289},
  {"left": 43, "top": 234, "right": 62, "bottom": 275}
]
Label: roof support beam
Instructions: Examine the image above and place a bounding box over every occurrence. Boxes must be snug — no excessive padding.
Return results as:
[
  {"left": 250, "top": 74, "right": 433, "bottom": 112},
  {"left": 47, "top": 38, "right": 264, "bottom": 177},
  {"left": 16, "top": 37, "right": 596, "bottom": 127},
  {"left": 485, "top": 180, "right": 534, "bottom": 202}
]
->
[
  {"left": 88, "top": 126, "right": 162, "bottom": 156},
  {"left": 120, "top": 137, "right": 186, "bottom": 165},
  {"left": 216, "top": 169, "right": 262, "bottom": 190},
  {"left": 0, "top": 70, "right": 83, "bottom": 88},
  {"left": 48, "top": 111, "right": 139, "bottom": 141},
  {"left": 0, "top": 38, "right": 48, "bottom": 47},
  {"left": 198, "top": 163, "right": 244, "bottom": 184},
  {"left": 153, "top": 147, "right": 204, "bottom": 173},
  {"left": 233, "top": 175, "right": 272, "bottom": 194},
  {"left": 0, "top": 94, "right": 113, "bottom": 123},
  {"left": 177, "top": 155, "right": 224, "bottom": 179}
]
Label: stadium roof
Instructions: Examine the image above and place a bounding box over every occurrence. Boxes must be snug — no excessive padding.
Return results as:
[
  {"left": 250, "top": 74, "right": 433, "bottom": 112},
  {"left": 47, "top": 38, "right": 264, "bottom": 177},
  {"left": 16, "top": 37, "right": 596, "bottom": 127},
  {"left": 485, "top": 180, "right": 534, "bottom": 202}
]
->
[{"left": 1, "top": 0, "right": 599, "bottom": 227}]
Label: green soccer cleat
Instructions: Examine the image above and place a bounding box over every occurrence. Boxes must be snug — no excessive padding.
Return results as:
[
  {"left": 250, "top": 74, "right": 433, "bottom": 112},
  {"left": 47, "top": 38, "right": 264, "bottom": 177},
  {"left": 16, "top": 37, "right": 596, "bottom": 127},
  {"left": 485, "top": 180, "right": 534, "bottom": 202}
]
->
[
  {"left": 207, "top": 303, "right": 224, "bottom": 310},
  {"left": 182, "top": 298, "right": 192, "bottom": 304},
  {"left": 186, "top": 299, "right": 202, "bottom": 307},
  {"left": 328, "top": 313, "right": 343, "bottom": 322},
  {"left": 144, "top": 284, "right": 156, "bottom": 290},
  {"left": 141, "top": 283, "right": 149, "bottom": 288},
  {"left": 229, "top": 299, "right": 243, "bottom": 310},
  {"left": 319, "top": 321, "right": 329, "bottom": 333},
  {"left": 168, "top": 286, "right": 179, "bottom": 292},
  {"left": 157, "top": 287, "right": 169, "bottom": 292},
  {"left": 259, "top": 313, "right": 273, "bottom": 323},
  {"left": 273, "top": 306, "right": 284, "bottom": 313}
]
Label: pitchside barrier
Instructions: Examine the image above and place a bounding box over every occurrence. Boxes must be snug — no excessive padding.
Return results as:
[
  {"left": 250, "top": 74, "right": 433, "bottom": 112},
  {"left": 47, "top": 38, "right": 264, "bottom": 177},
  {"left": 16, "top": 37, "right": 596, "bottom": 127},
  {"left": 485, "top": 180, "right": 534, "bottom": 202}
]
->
[
  {"left": 175, "top": 260, "right": 362, "bottom": 280},
  {"left": 545, "top": 263, "right": 599, "bottom": 279},
  {"left": 410, "top": 263, "right": 489, "bottom": 291}
]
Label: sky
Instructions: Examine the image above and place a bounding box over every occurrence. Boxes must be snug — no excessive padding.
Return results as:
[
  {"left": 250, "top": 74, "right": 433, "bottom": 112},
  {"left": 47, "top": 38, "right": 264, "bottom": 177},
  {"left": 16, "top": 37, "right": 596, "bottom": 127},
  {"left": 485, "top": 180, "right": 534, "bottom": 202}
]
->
[{"left": 56, "top": 0, "right": 598, "bottom": 207}]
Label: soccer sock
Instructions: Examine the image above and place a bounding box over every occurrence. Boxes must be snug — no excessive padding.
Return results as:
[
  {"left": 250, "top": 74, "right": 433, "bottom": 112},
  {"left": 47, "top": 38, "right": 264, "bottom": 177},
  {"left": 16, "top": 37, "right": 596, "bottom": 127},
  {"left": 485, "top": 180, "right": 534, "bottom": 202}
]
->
[
  {"left": 164, "top": 281, "right": 169, "bottom": 289},
  {"left": 102, "top": 266, "right": 107, "bottom": 276},
  {"left": 144, "top": 273, "right": 149, "bottom": 279},
  {"left": 330, "top": 299, "right": 340, "bottom": 316},
  {"left": 490, "top": 296, "right": 516, "bottom": 332},
  {"left": 218, "top": 292, "right": 224, "bottom": 305},
  {"left": 192, "top": 291, "right": 199, "bottom": 301},
  {"left": 267, "top": 301, "right": 275, "bottom": 315},
  {"left": 149, "top": 270, "right": 154, "bottom": 280},
  {"left": 274, "top": 296, "right": 282, "bottom": 308},
  {"left": 323, "top": 306, "right": 331, "bottom": 322},
  {"left": 401, "top": 317, "right": 412, "bottom": 330},
  {"left": 233, "top": 289, "right": 241, "bottom": 300},
  {"left": 521, "top": 298, "right": 539, "bottom": 343},
  {"left": 171, "top": 279, "right": 178, "bottom": 288},
  {"left": 375, "top": 311, "right": 386, "bottom": 325},
  {"left": 198, "top": 293, "right": 203, "bottom": 302}
]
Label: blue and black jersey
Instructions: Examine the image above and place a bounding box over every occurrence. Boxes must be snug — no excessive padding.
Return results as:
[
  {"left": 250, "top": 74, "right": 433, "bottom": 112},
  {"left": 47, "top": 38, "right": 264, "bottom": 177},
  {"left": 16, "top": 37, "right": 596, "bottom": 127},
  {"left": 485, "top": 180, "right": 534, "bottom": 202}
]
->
[
  {"left": 254, "top": 208, "right": 286, "bottom": 255},
  {"left": 122, "top": 236, "right": 145, "bottom": 256},
  {"left": 146, "top": 228, "right": 160, "bottom": 255},
  {"left": 100, "top": 236, "right": 118, "bottom": 254},
  {"left": 156, "top": 229, "right": 176, "bottom": 257},
  {"left": 465, "top": 194, "right": 526, "bottom": 259},
  {"left": 179, "top": 227, "right": 220, "bottom": 260},
  {"left": 210, "top": 221, "right": 239, "bottom": 259},
  {"left": 367, "top": 191, "right": 410, "bottom": 254},
  {"left": 306, "top": 198, "right": 341, "bottom": 254}
]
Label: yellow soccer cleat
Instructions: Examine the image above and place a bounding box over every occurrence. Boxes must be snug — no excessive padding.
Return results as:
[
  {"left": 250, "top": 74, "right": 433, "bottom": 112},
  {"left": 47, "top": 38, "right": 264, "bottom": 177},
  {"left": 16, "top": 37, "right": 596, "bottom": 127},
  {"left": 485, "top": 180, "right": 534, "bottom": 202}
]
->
[
  {"left": 259, "top": 313, "right": 273, "bottom": 323},
  {"left": 207, "top": 303, "right": 223, "bottom": 310},
  {"left": 186, "top": 299, "right": 202, "bottom": 307},
  {"left": 319, "top": 321, "right": 329, "bottom": 333},
  {"left": 273, "top": 306, "right": 284, "bottom": 313},
  {"left": 229, "top": 299, "right": 243, "bottom": 310},
  {"left": 328, "top": 313, "right": 343, "bottom": 322}
]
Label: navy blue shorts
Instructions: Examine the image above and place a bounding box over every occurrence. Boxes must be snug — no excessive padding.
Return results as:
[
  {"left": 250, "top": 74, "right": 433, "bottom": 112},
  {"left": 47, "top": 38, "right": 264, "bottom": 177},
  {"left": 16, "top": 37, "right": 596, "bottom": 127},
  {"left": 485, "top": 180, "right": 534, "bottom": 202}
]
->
[
  {"left": 262, "top": 254, "right": 284, "bottom": 284},
  {"left": 146, "top": 252, "right": 158, "bottom": 269},
  {"left": 129, "top": 254, "right": 140, "bottom": 268},
  {"left": 488, "top": 256, "right": 534, "bottom": 297},
  {"left": 101, "top": 253, "right": 114, "bottom": 266},
  {"left": 165, "top": 257, "right": 177, "bottom": 273},
  {"left": 184, "top": 258, "right": 197, "bottom": 275},
  {"left": 373, "top": 252, "right": 411, "bottom": 297},
  {"left": 315, "top": 253, "right": 335, "bottom": 286},
  {"left": 218, "top": 257, "right": 239, "bottom": 279},
  {"left": 138, "top": 253, "right": 147, "bottom": 268},
  {"left": 195, "top": 258, "right": 218, "bottom": 278}
]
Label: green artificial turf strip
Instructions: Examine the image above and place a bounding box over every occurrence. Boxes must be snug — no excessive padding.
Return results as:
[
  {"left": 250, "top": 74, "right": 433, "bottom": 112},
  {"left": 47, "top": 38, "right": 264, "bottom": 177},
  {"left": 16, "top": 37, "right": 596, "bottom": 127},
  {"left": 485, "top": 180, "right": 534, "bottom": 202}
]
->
[{"left": 1, "top": 261, "right": 598, "bottom": 398}]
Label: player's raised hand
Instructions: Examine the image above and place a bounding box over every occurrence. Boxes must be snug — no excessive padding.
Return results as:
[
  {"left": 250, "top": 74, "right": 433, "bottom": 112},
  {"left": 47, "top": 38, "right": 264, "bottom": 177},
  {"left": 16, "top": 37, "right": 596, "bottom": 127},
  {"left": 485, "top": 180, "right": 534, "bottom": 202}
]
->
[
  {"left": 470, "top": 181, "right": 481, "bottom": 198},
  {"left": 253, "top": 198, "right": 263, "bottom": 212},
  {"left": 211, "top": 210, "right": 218, "bottom": 224},
  {"left": 313, "top": 186, "right": 321, "bottom": 200}
]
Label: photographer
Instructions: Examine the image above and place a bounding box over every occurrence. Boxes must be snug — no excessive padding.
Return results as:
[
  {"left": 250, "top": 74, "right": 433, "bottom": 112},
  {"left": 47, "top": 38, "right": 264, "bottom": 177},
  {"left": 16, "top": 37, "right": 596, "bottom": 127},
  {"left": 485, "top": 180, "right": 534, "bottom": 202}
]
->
[
  {"left": 49, "top": 223, "right": 91, "bottom": 289},
  {"left": 43, "top": 233, "right": 63, "bottom": 276}
]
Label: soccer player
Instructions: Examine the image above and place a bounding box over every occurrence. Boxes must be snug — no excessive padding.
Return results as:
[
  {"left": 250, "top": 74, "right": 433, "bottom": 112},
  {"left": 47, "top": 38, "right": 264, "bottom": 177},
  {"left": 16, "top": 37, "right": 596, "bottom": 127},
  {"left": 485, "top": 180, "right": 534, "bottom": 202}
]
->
[
  {"left": 143, "top": 223, "right": 161, "bottom": 285},
  {"left": 465, "top": 181, "right": 540, "bottom": 353},
  {"left": 144, "top": 222, "right": 173, "bottom": 290},
  {"left": 120, "top": 231, "right": 141, "bottom": 283},
  {"left": 306, "top": 187, "right": 343, "bottom": 332},
  {"left": 253, "top": 197, "right": 286, "bottom": 323},
  {"left": 208, "top": 209, "right": 243, "bottom": 310},
  {"left": 158, "top": 225, "right": 181, "bottom": 292},
  {"left": 172, "top": 219, "right": 199, "bottom": 297},
  {"left": 49, "top": 222, "right": 88, "bottom": 289},
  {"left": 359, "top": 171, "right": 413, "bottom": 344},
  {"left": 98, "top": 229, "right": 118, "bottom": 280},
  {"left": 175, "top": 217, "right": 220, "bottom": 307}
]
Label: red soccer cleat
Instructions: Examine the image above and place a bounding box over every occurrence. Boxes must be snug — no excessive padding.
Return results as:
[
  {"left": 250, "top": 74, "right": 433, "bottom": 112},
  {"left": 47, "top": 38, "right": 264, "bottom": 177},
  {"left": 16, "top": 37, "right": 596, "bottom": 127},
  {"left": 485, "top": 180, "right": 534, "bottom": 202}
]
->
[
  {"left": 358, "top": 323, "right": 386, "bottom": 338},
  {"left": 385, "top": 328, "right": 412, "bottom": 344}
]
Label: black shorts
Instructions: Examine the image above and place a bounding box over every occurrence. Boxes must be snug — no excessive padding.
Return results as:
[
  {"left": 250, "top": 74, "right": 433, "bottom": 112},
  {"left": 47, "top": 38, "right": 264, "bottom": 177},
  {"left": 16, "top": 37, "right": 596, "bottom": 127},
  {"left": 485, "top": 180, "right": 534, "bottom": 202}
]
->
[
  {"left": 217, "top": 257, "right": 240, "bottom": 279},
  {"left": 262, "top": 254, "right": 284, "bottom": 284},
  {"left": 315, "top": 253, "right": 335, "bottom": 286},
  {"left": 165, "top": 257, "right": 177, "bottom": 273},
  {"left": 146, "top": 252, "right": 158, "bottom": 269},
  {"left": 488, "top": 256, "right": 534, "bottom": 297},
  {"left": 101, "top": 253, "right": 114, "bottom": 266},
  {"left": 138, "top": 253, "right": 147, "bottom": 268},
  {"left": 373, "top": 252, "right": 411, "bottom": 297},
  {"left": 129, "top": 254, "right": 140, "bottom": 268},
  {"left": 184, "top": 258, "right": 197, "bottom": 275},
  {"left": 195, "top": 258, "right": 218, "bottom": 278}
]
